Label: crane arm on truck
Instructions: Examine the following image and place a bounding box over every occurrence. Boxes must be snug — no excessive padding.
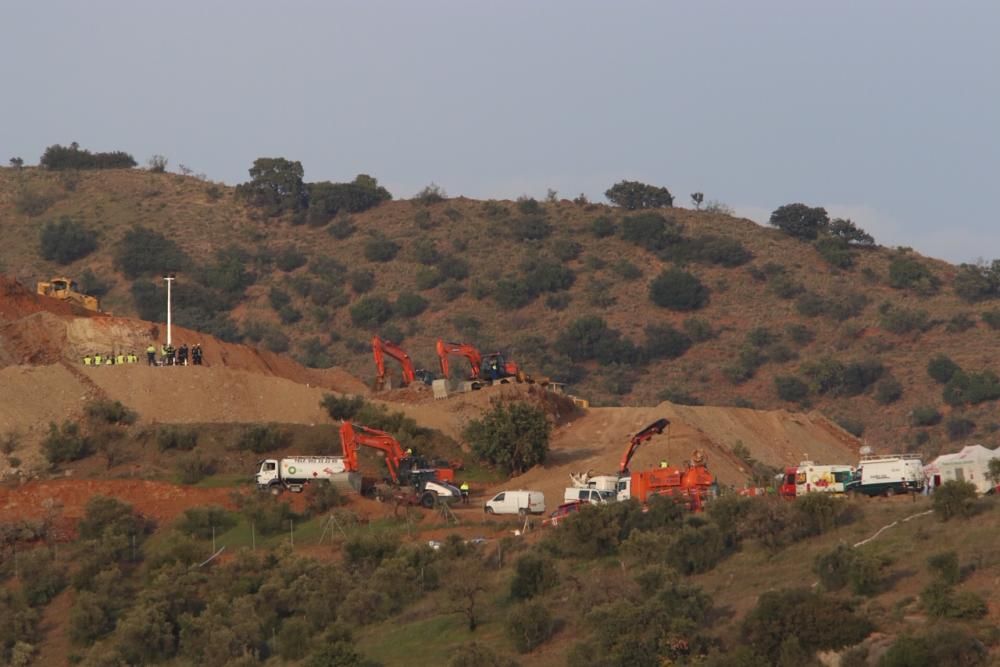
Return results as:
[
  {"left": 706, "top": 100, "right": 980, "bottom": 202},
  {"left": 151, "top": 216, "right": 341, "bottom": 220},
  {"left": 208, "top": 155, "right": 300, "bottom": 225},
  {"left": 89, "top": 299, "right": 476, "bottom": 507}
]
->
[
  {"left": 619, "top": 418, "right": 670, "bottom": 475},
  {"left": 372, "top": 335, "right": 417, "bottom": 389},
  {"left": 435, "top": 339, "right": 483, "bottom": 380}
]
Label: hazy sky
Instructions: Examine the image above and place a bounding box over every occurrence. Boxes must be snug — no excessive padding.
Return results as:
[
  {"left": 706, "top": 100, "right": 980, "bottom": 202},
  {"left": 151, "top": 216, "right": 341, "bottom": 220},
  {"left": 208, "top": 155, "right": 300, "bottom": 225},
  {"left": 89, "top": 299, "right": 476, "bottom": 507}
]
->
[{"left": 2, "top": 1, "right": 997, "bottom": 263}]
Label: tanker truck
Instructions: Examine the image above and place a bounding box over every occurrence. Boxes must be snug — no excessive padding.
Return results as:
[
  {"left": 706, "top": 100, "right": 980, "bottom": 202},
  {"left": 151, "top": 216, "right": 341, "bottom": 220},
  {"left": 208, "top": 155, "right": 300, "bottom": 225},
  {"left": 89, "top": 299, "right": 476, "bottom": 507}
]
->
[{"left": 255, "top": 456, "right": 360, "bottom": 494}]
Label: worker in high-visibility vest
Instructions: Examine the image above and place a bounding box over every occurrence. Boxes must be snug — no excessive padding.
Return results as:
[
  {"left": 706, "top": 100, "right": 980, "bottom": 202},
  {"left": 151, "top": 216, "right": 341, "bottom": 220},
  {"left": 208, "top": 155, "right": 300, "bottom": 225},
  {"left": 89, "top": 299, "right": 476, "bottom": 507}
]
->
[
  {"left": 116, "top": 352, "right": 125, "bottom": 365},
  {"left": 659, "top": 460, "right": 669, "bottom": 468},
  {"left": 459, "top": 482, "right": 470, "bottom": 504},
  {"left": 94, "top": 353, "right": 103, "bottom": 365},
  {"left": 146, "top": 344, "right": 157, "bottom": 366}
]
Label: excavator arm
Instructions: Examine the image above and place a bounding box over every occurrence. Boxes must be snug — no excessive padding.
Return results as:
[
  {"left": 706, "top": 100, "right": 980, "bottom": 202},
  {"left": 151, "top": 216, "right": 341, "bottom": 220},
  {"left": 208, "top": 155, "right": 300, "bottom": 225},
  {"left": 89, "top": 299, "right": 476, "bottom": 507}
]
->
[
  {"left": 339, "top": 420, "right": 408, "bottom": 484},
  {"left": 618, "top": 418, "right": 670, "bottom": 475},
  {"left": 372, "top": 335, "right": 417, "bottom": 389},
  {"left": 435, "top": 339, "right": 483, "bottom": 380}
]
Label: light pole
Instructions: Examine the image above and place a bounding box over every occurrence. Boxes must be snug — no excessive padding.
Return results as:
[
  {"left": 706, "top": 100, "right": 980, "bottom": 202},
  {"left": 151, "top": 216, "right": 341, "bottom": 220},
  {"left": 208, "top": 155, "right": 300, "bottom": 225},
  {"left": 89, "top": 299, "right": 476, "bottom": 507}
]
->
[{"left": 164, "top": 275, "right": 175, "bottom": 346}]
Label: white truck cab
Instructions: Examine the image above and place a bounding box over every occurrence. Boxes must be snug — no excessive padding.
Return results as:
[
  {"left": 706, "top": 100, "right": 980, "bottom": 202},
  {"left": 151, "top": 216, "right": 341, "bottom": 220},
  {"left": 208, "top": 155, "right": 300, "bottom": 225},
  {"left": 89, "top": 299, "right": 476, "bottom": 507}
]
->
[{"left": 563, "top": 487, "right": 611, "bottom": 504}]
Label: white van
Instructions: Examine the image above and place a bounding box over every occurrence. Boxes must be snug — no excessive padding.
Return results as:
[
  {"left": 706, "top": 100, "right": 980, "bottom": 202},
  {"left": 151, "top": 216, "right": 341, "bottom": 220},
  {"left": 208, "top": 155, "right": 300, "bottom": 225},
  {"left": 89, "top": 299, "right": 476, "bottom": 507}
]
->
[
  {"left": 484, "top": 490, "right": 545, "bottom": 516},
  {"left": 563, "top": 487, "right": 611, "bottom": 505}
]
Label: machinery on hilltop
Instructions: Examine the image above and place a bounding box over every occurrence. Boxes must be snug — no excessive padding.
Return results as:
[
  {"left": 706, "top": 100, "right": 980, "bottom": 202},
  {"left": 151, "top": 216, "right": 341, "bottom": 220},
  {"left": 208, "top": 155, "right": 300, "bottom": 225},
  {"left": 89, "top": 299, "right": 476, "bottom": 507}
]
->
[
  {"left": 36, "top": 276, "right": 101, "bottom": 312},
  {"left": 435, "top": 338, "right": 526, "bottom": 383},
  {"left": 339, "top": 420, "right": 460, "bottom": 507},
  {"left": 372, "top": 335, "right": 433, "bottom": 390},
  {"left": 570, "top": 418, "right": 716, "bottom": 510}
]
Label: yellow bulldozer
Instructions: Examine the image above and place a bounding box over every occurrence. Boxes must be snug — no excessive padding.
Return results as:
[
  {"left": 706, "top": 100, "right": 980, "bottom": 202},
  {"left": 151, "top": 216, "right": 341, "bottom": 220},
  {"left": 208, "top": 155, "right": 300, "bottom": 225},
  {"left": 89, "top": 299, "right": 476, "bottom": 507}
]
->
[{"left": 36, "top": 276, "right": 101, "bottom": 312}]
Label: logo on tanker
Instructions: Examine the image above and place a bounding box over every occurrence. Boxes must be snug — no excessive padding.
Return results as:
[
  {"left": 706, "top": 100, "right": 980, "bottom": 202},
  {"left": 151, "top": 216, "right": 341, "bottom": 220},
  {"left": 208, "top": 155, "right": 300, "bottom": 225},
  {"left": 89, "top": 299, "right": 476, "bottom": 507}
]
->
[{"left": 288, "top": 466, "right": 297, "bottom": 474}]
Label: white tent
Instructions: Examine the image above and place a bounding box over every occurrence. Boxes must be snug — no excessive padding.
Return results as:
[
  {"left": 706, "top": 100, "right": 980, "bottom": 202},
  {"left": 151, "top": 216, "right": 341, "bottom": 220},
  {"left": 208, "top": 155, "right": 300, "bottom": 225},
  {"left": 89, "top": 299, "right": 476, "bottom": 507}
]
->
[{"left": 924, "top": 445, "right": 1000, "bottom": 494}]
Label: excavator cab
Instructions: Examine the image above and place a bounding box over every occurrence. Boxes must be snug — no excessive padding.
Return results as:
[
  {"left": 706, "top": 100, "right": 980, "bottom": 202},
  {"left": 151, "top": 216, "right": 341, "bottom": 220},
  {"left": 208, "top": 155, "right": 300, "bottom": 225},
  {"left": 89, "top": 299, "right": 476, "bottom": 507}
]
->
[{"left": 480, "top": 353, "right": 517, "bottom": 381}]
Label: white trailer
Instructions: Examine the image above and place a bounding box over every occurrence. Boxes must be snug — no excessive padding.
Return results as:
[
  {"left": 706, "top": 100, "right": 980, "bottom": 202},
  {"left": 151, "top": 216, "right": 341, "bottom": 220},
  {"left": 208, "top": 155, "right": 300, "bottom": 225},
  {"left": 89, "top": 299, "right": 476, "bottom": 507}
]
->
[
  {"left": 256, "top": 456, "right": 357, "bottom": 493},
  {"left": 484, "top": 490, "right": 545, "bottom": 516},
  {"left": 853, "top": 454, "right": 923, "bottom": 496}
]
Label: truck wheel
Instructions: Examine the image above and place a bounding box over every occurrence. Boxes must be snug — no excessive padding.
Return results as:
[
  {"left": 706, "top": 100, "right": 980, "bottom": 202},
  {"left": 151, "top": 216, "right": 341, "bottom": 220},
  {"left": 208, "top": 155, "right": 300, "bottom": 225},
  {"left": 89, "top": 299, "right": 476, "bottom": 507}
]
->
[
  {"left": 420, "top": 492, "right": 436, "bottom": 509},
  {"left": 270, "top": 486, "right": 281, "bottom": 496}
]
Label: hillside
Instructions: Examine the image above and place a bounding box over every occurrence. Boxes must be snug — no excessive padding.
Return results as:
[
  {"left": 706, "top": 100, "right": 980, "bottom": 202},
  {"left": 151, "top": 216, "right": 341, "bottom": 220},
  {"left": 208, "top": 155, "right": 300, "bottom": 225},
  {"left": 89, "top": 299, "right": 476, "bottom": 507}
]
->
[{"left": 2, "top": 165, "right": 997, "bottom": 459}]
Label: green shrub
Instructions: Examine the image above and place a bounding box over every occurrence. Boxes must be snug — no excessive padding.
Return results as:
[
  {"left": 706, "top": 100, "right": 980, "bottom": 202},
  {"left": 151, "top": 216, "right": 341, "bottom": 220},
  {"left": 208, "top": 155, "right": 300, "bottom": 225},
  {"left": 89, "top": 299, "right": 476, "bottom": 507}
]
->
[
  {"left": 39, "top": 216, "right": 98, "bottom": 264},
  {"left": 14, "top": 185, "right": 58, "bottom": 216},
  {"left": 114, "top": 226, "right": 191, "bottom": 278},
  {"left": 394, "top": 292, "right": 428, "bottom": 318},
  {"left": 605, "top": 180, "right": 674, "bottom": 209},
  {"left": 363, "top": 236, "right": 400, "bottom": 262},
  {"left": 741, "top": 588, "right": 872, "bottom": 662},
  {"left": 298, "top": 337, "right": 333, "bottom": 368},
  {"left": 321, "top": 394, "right": 366, "bottom": 420},
  {"left": 980, "top": 309, "right": 1000, "bottom": 329},
  {"left": 926, "top": 551, "right": 961, "bottom": 585},
  {"left": 275, "top": 246, "right": 306, "bottom": 272},
  {"left": 234, "top": 157, "right": 307, "bottom": 215},
  {"left": 556, "top": 316, "right": 639, "bottom": 364},
  {"left": 785, "top": 323, "right": 814, "bottom": 345},
  {"left": 463, "top": 400, "right": 551, "bottom": 474},
  {"left": 889, "top": 253, "right": 941, "bottom": 293},
  {"left": 661, "top": 234, "right": 752, "bottom": 267},
  {"left": 349, "top": 269, "right": 375, "bottom": 293},
  {"left": 881, "top": 306, "right": 931, "bottom": 334},
  {"left": 835, "top": 416, "right": 865, "bottom": 437},
  {"left": 610, "top": 259, "right": 643, "bottom": 280},
  {"left": 878, "top": 627, "right": 988, "bottom": 667},
  {"left": 448, "top": 643, "right": 519, "bottom": 667},
  {"left": 932, "top": 480, "right": 978, "bottom": 520},
  {"left": 945, "top": 312, "right": 976, "bottom": 333},
  {"left": 327, "top": 216, "right": 356, "bottom": 239},
  {"left": 176, "top": 453, "right": 216, "bottom": 484},
  {"left": 505, "top": 602, "right": 554, "bottom": 653},
  {"left": 235, "top": 494, "right": 297, "bottom": 536},
  {"left": 814, "top": 236, "right": 853, "bottom": 268},
  {"left": 683, "top": 317, "right": 715, "bottom": 342},
  {"left": 304, "top": 482, "right": 346, "bottom": 515},
  {"left": 813, "top": 544, "right": 854, "bottom": 591},
  {"left": 77, "top": 495, "right": 152, "bottom": 542},
  {"left": 545, "top": 292, "right": 571, "bottom": 310},
  {"left": 649, "top": 268, "right": 709, "bottom": 311},
  {"left": 278, "top": 304, "right": 302, "bottom": 324},
  {"left": 176, "top": 506, "right": 236, "bottom": 539},
  {"left": 264, "top": 328, "right": 290, "bottom": 353},
  {"left": 510, "top": 553, "right": 557, "bottom": 600},
  {"left": 40, "top": 143, "right": 136, "bottom": 170},
  {"left": 775, "top": 375, "right": 809, "bottom": 403},
  {"left": 769, "top": 272, "right": 804, "bottom": 299},
  {"left": 874, "top": 378, "right": 903, "bottom": 404},
  {"left": 911, "top": 406, "right": 941, "bottom": 426},
  {"left": 942, "top": 370, "right": 1000, "bottom": 406},
  {"left": 946, "top": 416, "right": 975, "bottom": 440},
  {"left": 19, "top": 551, "right": 66, "bottom": 607},
  {"left": 509, "top": 215, "right": 552, "bottom": 241},
  {"left": 437, "top": 255, "right": 470, "bottom": 281},
  {"left": 43, "top": 421, "right": 92, "bottom": 464},
  {"left": 657, "top": 387, "right": 702, "bottom": 406},
  {"left": 590, "top": 215, "right": 616, "bottom": 237},
  {"left": 236, "top": 424, "right": 288, "bottom": 453},
  {"left": 156, "top": 427, "right": 198, "bottom": 452},
  {"left": 548, "top": 238, "right": 581, "bottom": 262},
  {"left": 86, "top": 400, "right": 136, "bottom": 427},
  {"left": 516, "top": 197, "right": 542, "bottom": 215},
  {"left": 350, "top": 295, "right": 393, "bottom": 327},
  {"left": 643, "top": 324, "right": 692, "bottom": 360},
  {"left": 768, "top": 203, "right": 828, "bottom": 240},
  {"left": 621, "top": 212, "right": 682, "bottom": 250}
]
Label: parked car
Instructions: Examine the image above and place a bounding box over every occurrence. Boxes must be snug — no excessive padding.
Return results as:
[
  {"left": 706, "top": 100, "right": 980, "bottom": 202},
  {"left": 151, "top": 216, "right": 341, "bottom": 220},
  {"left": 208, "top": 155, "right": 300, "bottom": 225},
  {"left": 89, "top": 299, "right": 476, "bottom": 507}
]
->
[
  {"left": 543, "top": 500, "right": 585, "bottom": 527},
  {"left": 484, "top": 490, "right": 545, "bottom": 516}
]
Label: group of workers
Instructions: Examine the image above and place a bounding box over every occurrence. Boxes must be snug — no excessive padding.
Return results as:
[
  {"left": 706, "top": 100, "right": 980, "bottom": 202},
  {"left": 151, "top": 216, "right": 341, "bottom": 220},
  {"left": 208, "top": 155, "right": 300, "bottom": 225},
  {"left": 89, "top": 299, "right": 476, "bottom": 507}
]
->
[
  {"left": 83, "top": 343, "right": 204, "bottom": 367},
  {"left": 144, "top": 342, "right": 204, "bottom": 366},
  {"left": 82, "top": 351, "right": 140, "bottom": 366}
]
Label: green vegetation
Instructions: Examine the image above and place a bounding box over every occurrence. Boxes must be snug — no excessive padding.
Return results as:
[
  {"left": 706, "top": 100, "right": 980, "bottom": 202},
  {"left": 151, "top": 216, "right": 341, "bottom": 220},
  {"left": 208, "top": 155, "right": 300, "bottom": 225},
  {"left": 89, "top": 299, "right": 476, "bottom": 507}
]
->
[
  {"left": 932, "top": 480, "right": 978, "bottom": 520},
  {"left": 463, "top": 399, "right": 551, "bottom": 474},
  {"left": 39, "top": 216, "right": 98, "bottom": 264},
  {"left": 235, "top": 157, "right": 309, "bottom": 216},
  {"left": 115, "top": 226, "right": 190, "bottom": 278},
  {"left": 649, "top": 268, "right": 709, "bottom": 311},
  {"left": 40, "top": 142, "right": 136, "bottom": 170},
  {"left": 768, "top": 203, "right": 828, "bottom": 240},
  {"left": 605, "top": 179, "right": 674, "bottom": 209}
]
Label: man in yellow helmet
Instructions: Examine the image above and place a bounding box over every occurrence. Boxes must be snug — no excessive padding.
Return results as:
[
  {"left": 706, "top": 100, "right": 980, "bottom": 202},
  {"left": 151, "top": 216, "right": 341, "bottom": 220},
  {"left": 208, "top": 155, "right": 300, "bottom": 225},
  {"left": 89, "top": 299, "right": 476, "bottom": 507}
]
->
[{"left": 459, "top": 481, "right": 470, "bottom": 504}]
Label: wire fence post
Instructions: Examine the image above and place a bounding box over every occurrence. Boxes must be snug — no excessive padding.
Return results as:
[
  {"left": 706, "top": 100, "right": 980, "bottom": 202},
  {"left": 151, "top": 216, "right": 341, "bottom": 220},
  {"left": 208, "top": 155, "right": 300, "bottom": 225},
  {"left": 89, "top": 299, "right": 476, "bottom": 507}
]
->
[{"left": 252, "top": 520, "right": 256, "bottom": 551}]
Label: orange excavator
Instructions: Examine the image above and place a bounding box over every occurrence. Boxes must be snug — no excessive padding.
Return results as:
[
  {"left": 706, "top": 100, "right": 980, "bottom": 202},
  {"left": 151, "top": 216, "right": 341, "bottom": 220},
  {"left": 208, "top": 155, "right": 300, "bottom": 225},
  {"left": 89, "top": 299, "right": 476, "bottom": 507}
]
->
[
  {"left": 614, "top": 418, "right": 715, "bottom": 510},
  {"left": 339, "top": 421, "right": 460, "bottom": 507},
  {"left": 435, "top": 338, "right": 524, "bottom": 383},
  {"left": 372, "top": 335, "right": 416, "bottom": 390},
  {"left": 435, "top": 339, "right": 483, "bottom": 380}
]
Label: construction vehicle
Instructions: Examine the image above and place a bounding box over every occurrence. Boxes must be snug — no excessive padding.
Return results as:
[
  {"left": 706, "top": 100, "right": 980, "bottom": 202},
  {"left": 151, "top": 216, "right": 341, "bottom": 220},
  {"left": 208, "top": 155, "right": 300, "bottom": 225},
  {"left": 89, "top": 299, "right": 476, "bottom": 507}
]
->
[
  {"left": 435, "top": 339, "right": 527, "bottom": 384},
  {"left": 339, "top": 421, "right": 460, "bottom": 507},
  {"left": 852, "top": 454, "right": 923, "bottom": 497},
  {"left": 36, "top": 276, "right": 100, "bottom": 312},
  {"left": 255, "top": 456, "right": 358, "bottom": 494},
  {"left": 613, "top": 418, "right": 715, "bottom": 509},
  {"left": 435, "top": 339, "right": 483, "bottom": 380},
  {"left": 372, "top": 335, "right": 433, "bottom": 390}
]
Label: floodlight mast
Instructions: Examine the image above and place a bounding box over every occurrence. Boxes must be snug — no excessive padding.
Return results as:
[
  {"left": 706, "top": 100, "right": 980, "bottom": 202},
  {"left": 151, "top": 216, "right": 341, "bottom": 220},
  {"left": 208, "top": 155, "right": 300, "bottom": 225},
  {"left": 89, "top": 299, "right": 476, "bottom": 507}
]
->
[{"left": 164, "top": 274, "right": 176, "bottom": 346}]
